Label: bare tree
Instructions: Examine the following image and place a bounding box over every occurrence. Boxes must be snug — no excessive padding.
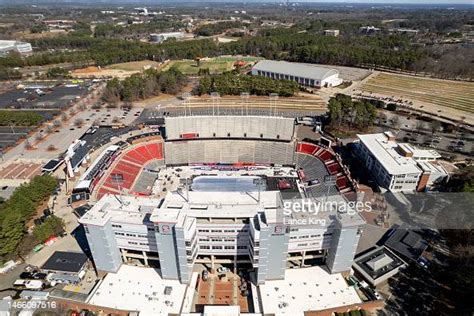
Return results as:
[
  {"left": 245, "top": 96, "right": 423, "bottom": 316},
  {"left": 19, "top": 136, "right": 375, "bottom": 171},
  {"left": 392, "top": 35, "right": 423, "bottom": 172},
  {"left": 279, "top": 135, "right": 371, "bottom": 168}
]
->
[
  {"left": 61, "top": 113, "right": 68, "bottom": 121},
  {"left": 392, "top": 116, "right": 400, "bottom": 130},
  {"left": 24, "top": 139, "right": 33, "bottom": 150},
  {"left": 415, "top": 121, "right": 425, "bottom": 133},
  {"left": 430, "top": 120, "right": 442, "bottom": 135},
  {"left": 377, "top": 112, "right": 387, "bottom": 125},
  {"left": 74, "top": 118, "right": 84, "bottom": 127},
  {"left": 78, "top": 103, "right": 87, "bottom": 111}
]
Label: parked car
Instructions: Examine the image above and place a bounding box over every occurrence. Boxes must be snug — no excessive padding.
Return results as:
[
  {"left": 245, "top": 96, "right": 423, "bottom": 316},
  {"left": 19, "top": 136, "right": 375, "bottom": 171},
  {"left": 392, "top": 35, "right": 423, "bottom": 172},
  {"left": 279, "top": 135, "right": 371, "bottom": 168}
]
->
[
  {"left": 217, "top": 267, "right": 230, "bottom": 273},
  {"left": 19, "top": 272, "right": 47, "bottom": 280},
  {"left": 202, "top": 270, "right": 209, "bottom": 281}
]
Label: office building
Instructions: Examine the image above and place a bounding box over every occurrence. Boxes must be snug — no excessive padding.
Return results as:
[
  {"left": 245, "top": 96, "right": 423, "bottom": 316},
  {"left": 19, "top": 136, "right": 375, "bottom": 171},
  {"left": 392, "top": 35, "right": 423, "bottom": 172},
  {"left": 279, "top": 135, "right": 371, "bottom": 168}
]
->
[{"left": 355, "top": 132, "right": 448, "bottom": 192}]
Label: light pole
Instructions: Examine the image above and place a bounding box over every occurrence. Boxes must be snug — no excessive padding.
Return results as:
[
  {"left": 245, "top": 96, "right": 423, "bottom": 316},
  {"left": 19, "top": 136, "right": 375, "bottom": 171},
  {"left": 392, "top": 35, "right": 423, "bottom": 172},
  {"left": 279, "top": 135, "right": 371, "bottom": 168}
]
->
[
  {"left": 240, "top": 92, "right": 250, "bottom": 116},
  {"left": 269, "top": 93, "right": 278, "bottom": 116},
  {"left": 182, "top": 92, "right": 191, "bottom": 116},
  {"left": 211, "top": 92, "right": 220, "bottom": 116}
]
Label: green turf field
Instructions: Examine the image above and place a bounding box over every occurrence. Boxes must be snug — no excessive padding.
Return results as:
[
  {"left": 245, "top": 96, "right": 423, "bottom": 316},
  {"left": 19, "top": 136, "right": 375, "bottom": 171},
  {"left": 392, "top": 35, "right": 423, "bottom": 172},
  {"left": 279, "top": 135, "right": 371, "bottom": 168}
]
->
[{"left": 162, "top": 57, "right": 262, "bottom": 75}]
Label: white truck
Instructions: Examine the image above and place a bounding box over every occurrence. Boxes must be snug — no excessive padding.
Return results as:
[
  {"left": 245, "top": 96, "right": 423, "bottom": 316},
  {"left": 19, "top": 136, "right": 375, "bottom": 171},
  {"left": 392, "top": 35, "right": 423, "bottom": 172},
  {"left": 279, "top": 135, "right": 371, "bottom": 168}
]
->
[{"left": 13, "top": 279, "right": 44, "bottom": 290}]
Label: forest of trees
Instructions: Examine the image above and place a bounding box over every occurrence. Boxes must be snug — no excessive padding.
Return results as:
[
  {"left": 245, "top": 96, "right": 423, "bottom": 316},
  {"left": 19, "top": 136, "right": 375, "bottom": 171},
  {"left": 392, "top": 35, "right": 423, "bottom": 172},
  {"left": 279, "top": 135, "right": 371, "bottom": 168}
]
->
[
  {"left": 102, "top": 68, "right": 187, "bottom": 103},
  {"left": 0, "top": 28, "right": 470, "bottom": 79},
  {"left": 195, "top": 21, "right": 244, "bottom": 36},
  {"left": 327, "top": 94, "right": 377, "bottom": 130},
  {"left": 221, "top": 32, "right": 426, "bottom": 72},
  {"left": 198, "top": 73, "right": 299, "bottom": 96},
  {"left": 0, "top": 175, "right": 58, "bottom": 260},
  {"left": 94, "top": 20, "right": 184, "bottom": 39}
]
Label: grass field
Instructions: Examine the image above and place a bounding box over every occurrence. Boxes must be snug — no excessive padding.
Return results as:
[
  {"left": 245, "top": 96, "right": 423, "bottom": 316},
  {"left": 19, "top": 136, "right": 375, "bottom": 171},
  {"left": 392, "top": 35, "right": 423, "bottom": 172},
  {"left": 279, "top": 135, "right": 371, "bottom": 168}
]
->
[
  {"left": 362, "top": 73, "right": 474, "bottom": 115},
  {"left": 161, "top": 57, "right": 262, "bottom": 75}
]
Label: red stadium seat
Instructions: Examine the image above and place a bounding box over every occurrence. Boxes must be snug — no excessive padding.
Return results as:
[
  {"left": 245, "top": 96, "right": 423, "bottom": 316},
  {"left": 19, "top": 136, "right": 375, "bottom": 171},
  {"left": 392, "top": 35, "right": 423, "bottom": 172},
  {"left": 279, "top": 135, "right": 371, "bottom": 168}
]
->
[
  {"left": 96, "top": 142, "right": 164, "bottom": 197},
  {"left": 336, "top": 176, "right": 349, "bottom": 189},
  {"left": 327, "top": 163, "right": 341, "bottom": 175},
  {"left": 297, "top": 143, "right": 317, "bottom": 155},
  {"left": 318, "top": 150, "right": 333, "bottom": 162}
]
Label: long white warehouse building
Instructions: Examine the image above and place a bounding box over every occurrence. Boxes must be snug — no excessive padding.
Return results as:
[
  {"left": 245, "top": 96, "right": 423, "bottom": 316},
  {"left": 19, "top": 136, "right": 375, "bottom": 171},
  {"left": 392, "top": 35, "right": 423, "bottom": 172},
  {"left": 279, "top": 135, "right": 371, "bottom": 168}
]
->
[{"left": 252, "top": 60, "right": 343, "bottom": 88}]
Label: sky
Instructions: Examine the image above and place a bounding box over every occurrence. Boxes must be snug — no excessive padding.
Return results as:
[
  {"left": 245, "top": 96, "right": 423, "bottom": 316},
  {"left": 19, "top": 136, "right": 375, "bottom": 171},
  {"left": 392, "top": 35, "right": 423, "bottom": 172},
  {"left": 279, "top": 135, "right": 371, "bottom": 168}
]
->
[
  {"left": 2, "top": 0, "right": 473, "bottom": 5},
  {"left": 295, "top": 0, "right": 473, "bottom": 4}
]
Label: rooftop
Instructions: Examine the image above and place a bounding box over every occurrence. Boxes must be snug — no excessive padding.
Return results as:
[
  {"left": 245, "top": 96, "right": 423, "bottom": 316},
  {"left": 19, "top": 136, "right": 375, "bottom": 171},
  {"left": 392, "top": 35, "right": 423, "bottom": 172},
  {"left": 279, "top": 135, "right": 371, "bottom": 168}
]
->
[
  {"left": 357, "top": 133, "right": 441, "bottom": 175},
  {"left": 41, "top": 251, "right": 87, "bottom": 273},
  {"left": 0, "top": 40, "right": 29, "bottom": 47},
  {"left": 353, "top": 246, "right": 406, "bottom": 283},
  {"left": 87, "top": 265, "right": 187, "bottom": 315},
  {"left": 284, "top": 195, "right": 366, "bottom": 228},
  {"left": 384, "top": 227, "right": 428, "bottom": 261},
  {"left": 79, "top": 194, "right": 160, "bottom": 226},
  {"left": 259, "top": 266, "right": 361, "bottom": 315},
  {"left": 151, "top": 190, "right": 283, "bottom": 222}
]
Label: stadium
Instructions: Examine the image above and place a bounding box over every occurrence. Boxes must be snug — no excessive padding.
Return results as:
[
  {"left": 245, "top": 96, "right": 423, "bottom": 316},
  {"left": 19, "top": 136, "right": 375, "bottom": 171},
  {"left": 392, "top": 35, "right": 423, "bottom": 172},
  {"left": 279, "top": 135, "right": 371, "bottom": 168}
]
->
[{"left": 76, "top": 115, "right": 363, "bottom": 287}]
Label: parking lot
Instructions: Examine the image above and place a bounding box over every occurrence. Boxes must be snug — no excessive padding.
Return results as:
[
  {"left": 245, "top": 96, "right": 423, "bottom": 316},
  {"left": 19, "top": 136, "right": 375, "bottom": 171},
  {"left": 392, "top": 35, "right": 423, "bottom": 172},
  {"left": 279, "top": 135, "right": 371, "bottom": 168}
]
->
[
  {"left": 1, "top": 106, "right": 140, "bottom": 162},
  {"left": 0, "top": 82, "right": 91, "bottom": 110},
  {"left": 376, "top": 111, "right": 473, "bottom": 158}
]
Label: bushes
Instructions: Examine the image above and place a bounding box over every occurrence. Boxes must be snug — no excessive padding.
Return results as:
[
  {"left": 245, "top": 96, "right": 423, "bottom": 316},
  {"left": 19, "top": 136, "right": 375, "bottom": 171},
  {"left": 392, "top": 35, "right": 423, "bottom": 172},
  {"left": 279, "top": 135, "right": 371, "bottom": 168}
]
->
[
  {"left": 0, "top": 111, "right": 43, "bottom": 126},
  {"left": 0, "top": 66, "right": 22, "bottom": 81},
  {"left": 0, "top": 175, "right": 58, "bottom": 259},
  {"left": 46, "top": 67, "right": 70, "bottom": 79},
  {"left": 198, "top": 73, "right": 299, "bottom": 96}
]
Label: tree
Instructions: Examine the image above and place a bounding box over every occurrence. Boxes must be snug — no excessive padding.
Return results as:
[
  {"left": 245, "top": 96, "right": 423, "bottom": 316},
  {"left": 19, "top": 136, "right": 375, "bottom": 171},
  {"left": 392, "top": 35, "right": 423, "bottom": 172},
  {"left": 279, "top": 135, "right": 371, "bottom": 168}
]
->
[
  {"left": 0, "top": 175, "right": 57, "bottom": 260},
  {"left": 74, "top": 118, "right": 84, "bottom": 127},
  {"left": 102, "top": 68, "right": 187, "bottom": 102},
  {"left": 431, "top": 120, "right": 442, "bottom": 134},
  {"left": 386, "top": 103, "right": 397, "bottom": 111},
  {"left": 392, "top": 115, "right": 401, "bottom": 130},
  {"left": 33, "top": 215, "right": 64, "bottom": 243},
  {"left": 377, "top": 112, "right": 387, "bottom": 125},
  {"left": 415, "top": 121, "right": 425, "bottom": 132},
  {"left": 327, "top": 94, "right": 376, "bottom": 131},
  {"left": 46, "top": 67, "right": 70, "bottom": 79}
]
